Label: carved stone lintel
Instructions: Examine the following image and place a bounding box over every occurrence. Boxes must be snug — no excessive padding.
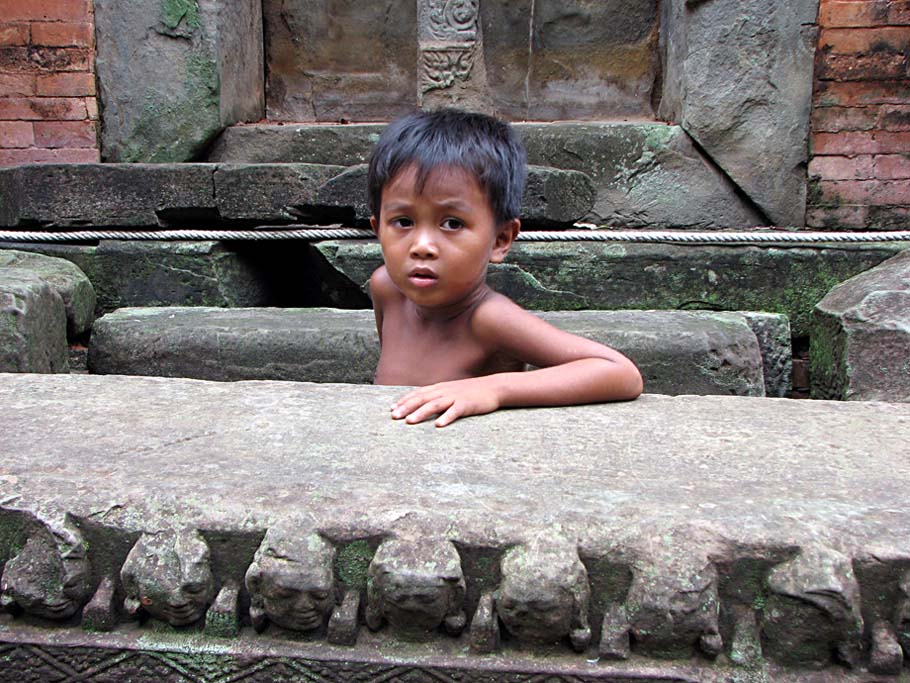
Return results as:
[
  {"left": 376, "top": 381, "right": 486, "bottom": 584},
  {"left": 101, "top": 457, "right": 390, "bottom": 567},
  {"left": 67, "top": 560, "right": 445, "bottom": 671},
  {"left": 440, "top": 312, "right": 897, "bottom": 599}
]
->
[
  {"left": 205, "top": 581, "right": 240, "bottom": 638},
  {"left": 469, "top": 591, "right": 499, "bottom": 654},
  {"left": 598, "top": 604, "right": 630, "bottom": 661},
  {"left": 82, "top": 577, "right": 117, "bottom": 633},
  {"left": 870, "top": 619, "right": 903, "bottom": 675},
  {"left": 327, "top": 590, "right": 360, "bottom": 646}
]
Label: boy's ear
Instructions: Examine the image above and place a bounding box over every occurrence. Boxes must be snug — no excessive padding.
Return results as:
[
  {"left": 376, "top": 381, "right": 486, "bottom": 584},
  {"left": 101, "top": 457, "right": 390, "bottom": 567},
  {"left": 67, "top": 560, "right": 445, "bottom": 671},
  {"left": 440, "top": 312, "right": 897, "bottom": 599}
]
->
[
  {"left": 490, "top": 219, "right": 520, "bottom": 264},
  {"left": 370, "top": 215, "right": 379, "bottom": 236}
]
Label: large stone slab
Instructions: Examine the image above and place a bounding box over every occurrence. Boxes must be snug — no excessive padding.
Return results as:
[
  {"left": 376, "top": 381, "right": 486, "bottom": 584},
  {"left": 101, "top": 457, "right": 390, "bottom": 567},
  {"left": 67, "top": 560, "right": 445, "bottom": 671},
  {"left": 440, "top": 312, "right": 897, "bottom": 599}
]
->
[
  {"left": 0, "top": 270, "right": 68, "bottom": 373},
  {"left": 87, "top": 307, "right": 772, "bottom": 397},
  {"left": 206, "top": 123, "right": 764, "bottom": 229},
  {"left": 0, "top": 241, "right": 280, "bottom": 317},
  {"left": 95, "top": 0, "right": 264, "bottom": 162},
  {"left": 313, "top": 240, "right": 909, "bottom": 337},
  {"left": 0, "top": 250, "right": 95, "bottom": 338},
  {"left": 1, "top": 374, "right": 910, "bottom": 678},
  {"left": 811, "top": 249, "right": 910, "bottom": 402},
  {"left": 659, "top": 0, "right": 818, "bottom": 226}
]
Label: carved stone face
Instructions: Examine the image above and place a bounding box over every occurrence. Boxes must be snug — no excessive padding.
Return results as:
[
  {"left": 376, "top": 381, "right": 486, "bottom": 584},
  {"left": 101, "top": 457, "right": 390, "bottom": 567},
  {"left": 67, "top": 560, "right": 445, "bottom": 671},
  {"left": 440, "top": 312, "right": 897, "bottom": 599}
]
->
[
  {"left": 121, "top": 529, "right": 215, "bottom": 627},
  {"left": 246, "top": 531, "right": 336, "bottom": 632},
  {"left": 496, "top": 542, "right": 590, "bottom": 647},
  {"left": 367, "top": 538, "right": 465, "bottom": 638},
  {"left": 0, "top": 531, "right": 90, "bottom": 620}
]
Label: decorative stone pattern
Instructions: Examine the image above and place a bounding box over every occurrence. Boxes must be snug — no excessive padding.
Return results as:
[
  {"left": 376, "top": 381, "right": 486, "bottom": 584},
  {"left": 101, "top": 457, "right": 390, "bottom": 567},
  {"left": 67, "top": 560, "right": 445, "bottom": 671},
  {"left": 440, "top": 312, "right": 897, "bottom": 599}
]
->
[
  {"left": 2, "top": 374, "right": 910, "bottom": 679},
  {"left": 808, "top": 0, "right": 910, "bottom": 229},
  {"left": 811, "top": 248, "right": 910, "bottom": 401},
  {"left": 0, "top": 0, "right": 100, "bottom": 166}
]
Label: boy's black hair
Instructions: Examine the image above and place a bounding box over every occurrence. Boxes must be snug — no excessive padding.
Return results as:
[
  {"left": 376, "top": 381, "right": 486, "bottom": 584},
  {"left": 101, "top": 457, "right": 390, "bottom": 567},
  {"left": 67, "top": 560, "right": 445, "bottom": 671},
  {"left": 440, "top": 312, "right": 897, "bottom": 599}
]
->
[{"left": 367, "top": 108, "right": 527, "bottom": 225}]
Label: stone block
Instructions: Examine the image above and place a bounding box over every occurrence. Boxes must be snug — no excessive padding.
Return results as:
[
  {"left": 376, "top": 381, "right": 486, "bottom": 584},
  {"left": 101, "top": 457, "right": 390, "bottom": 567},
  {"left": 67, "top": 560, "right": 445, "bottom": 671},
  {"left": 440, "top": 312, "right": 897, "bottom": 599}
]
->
[
  {"left": 207, "top": 122, "right": 765, "bottom": 230},
  {"left": 0, "top": 249, "right": 95, "bottom": 338},
  {"left": 87, "top": 307, "right": 769, "bottom": 397},
  {"left": 0, "top": 164, "right": 217, "bottom": 229},
  {"left": 312, "top": 163, "right": 596, "bottom": 226},
  {"left": 213, "top": 163, "right": 345, "bottom": 224},
  {"left": 811, "top": 249, "right": 910, "bottom": 401},
  {"left": 659, "top": 0, "right": 819, "bottom": 225},
  {"left": 313, "top": 239, "right": 907, "bottom": 337},
  {"left": 94, "top": 0, "right": 263, "bottom": 162},
  {"left": 741, "top": 312, "right": 792, "bottom": 398},
  {"left": 0, "top": 269, "right": 68, "bottom": 373}
]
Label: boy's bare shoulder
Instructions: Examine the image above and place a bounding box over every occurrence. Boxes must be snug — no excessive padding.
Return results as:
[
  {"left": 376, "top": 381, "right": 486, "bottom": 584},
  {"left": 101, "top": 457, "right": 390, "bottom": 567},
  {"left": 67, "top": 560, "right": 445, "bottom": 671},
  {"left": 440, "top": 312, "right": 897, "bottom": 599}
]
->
[
  {"left": 470, "top": 289, "right": 537, "bottom": 338},
  {"left": 369, "top": 265, "right": 400, "bottom": 303}
]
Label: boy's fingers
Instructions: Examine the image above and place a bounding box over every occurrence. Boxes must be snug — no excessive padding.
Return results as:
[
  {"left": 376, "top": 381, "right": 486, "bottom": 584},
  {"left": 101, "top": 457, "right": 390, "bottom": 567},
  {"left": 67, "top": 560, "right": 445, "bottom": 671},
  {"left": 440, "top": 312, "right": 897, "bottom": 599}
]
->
[
  {"left": 435, "top": 404, "right": 464, "bottom": 428},
  {"left": 404, "top": 397, "right": 453, "bottom": 424}
]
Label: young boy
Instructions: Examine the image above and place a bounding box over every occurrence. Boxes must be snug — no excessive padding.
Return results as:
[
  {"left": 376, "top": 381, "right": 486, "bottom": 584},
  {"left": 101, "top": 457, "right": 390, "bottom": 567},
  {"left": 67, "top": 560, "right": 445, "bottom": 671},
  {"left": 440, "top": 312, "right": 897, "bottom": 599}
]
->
[{"left": 368, "top": 109, "right": 642, "bottom": 428}]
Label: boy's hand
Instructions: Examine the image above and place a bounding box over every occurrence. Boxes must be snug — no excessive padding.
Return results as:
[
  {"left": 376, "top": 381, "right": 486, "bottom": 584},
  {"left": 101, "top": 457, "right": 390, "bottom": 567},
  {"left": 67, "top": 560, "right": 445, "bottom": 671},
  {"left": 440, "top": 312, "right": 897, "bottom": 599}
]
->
[{"left": 391, "top": 377, "right": 502, "bottom": 428}]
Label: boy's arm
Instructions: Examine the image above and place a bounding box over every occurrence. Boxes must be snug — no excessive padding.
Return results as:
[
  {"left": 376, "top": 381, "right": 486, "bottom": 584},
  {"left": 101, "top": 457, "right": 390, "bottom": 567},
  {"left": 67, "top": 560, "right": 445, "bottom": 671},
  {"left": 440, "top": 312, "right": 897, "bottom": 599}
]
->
[
  {"left": 391, "top": 297, "right": 643, "bottom": 427},
  {"left": 369, "top": 266, "right": 392, "bottom": 344}
]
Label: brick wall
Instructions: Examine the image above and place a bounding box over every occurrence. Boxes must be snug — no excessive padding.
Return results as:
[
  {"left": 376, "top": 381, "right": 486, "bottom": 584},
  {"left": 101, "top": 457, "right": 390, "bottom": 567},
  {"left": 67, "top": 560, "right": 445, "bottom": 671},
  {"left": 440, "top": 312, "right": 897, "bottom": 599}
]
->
[
  {"left": 808, "top": 0, "right": 910, "bottom": 228},
  {"left": 0, "top": 0, "right": 99, "bottom": 166}
]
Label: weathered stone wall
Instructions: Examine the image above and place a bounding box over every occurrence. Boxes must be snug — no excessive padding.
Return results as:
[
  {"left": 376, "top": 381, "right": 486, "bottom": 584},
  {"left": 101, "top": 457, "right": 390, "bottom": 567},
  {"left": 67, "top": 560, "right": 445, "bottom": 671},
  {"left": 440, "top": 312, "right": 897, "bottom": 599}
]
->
[
  {"left": 0, "top": 0, "right": 100, "bottom": 166},
  {"left": 808, "top": 0, "right": 910, "bottom": 228}
]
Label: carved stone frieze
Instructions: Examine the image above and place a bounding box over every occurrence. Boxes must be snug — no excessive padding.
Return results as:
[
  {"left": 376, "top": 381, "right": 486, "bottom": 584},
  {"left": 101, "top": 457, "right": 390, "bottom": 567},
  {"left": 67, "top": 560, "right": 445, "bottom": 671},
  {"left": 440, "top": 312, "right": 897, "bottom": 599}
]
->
[
  {"left": 417, "top": 0, "right": 486, "bottom": 104},
  {"left": 421, "top": 47, "right": 476, "bottom": 93},
  {"left": 424, "top": 0, "right": 479, "bottom": 43},
  {"left": 120, "top": 528, "right": 216, "bottom": 627}
]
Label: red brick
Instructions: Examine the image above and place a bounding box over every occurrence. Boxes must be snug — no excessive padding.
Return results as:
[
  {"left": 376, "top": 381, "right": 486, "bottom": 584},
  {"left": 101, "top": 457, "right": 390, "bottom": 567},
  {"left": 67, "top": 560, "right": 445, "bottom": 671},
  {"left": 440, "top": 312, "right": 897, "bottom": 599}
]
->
[
  {"left": 0, "top": 72, "right": 35, "bottom": 96},
  {"left": 819, "top": 1, "right": 891, "bottom": 28},
  {"left": 85, "top": 96, "right": 97, "bottom": 120},
  {"left": 819, "top": 26, "right": 910, "bottom": 53},
  {"left": 806, "top": 204, "right": 869, "bottom": 229},
  {"left": 818, "top": 52, "right": 908, "bottom": 81},
  {"left": 31, "top": 22, "right": 94, "bottom": 48},
  {"left": 815, "top": 80, "right": 910, "bottom": 106},
  {"left": 814, "top": 131, "right": 910, "bottom": 154},
  {"left": 809, "top": 154, "right": 875, "bottom": 180},
  {"left": 0, "top": 0, "right": 91, "bottom": 23},
  {"left": 36, "top": 72, "right": 94, "bottom": 96},
  {"left": 868, "top": 205, "right": 910, "bottom": 227},
  {"left": 0, "top": 45, "right": 90, "bottom": 73},
  {"left": 33, "top": 119, "right": 95, "bottom": 148},
  {"left": 0, "top": 120, "right": 33, "bottom": 148},
  {"left": 874, "top": 154, "right": 910, "bottom": 179},
  {"left": 0, "top": 23, "right": 29, "bottom": 46},
  {"left": 816, "top": 179, "right": 910, "bottom": 205},
  {"left": 0, "top": 146, "right": 97, "bottom": 166},
  {"left": 889, "top": 1, "right": 910, "bottom": 25},
  {"left": 879, "top": 105, "right": 910, "bottom": 131},
  {"left": 812, "top": 105, "right": 877, "bottom": 132},
  {"left": 0, "top": 96, "right": 87, "bottom": 121}
]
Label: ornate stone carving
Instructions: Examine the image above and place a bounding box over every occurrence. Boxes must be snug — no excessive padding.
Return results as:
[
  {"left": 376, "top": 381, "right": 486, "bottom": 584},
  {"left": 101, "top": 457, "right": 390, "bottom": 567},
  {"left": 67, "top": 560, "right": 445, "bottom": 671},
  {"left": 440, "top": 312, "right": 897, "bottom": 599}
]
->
[
  {"left": 762, "top": 544, "right": 864, "bottom": 668},
  {"left": 421, "top": 48, "right": 476, "bottom": 93},
  {"left": 425, "top": 0, "right": 479, "bottom": 42},
  {"left": 245, "top": 528, "right": 336, "bottom": 633},
  {"left": 366, "top": 536, "right": 466, "bottom": 640},
  {"left": 120, "top": 528, "right": 215, "bottom": 627},
  {"left": 622, "top": 535, "right": 722, "bottom": 659},
  {"left": 0, "top": 516, "right": 90, "bottom": 620},
  {"left": 418, "top": 0, "right": 481, "bottom": 96},
  {"left": 496, "top": 538, "right": 591, "bottom": 651}
]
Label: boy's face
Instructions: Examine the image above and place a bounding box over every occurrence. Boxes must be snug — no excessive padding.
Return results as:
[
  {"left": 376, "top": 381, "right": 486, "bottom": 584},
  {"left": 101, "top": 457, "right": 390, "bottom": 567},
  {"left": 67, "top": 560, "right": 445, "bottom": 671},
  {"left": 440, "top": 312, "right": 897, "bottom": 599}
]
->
[{"left": 371, "top": 164, "right": 518, "bottom": 310}]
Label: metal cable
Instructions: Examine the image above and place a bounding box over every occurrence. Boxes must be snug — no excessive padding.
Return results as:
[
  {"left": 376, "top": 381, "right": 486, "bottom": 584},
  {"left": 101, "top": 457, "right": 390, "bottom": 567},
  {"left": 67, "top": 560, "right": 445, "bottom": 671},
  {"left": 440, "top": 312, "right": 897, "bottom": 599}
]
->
[{"left": 1, "top": 227, "right": 909, "bottom": 244}]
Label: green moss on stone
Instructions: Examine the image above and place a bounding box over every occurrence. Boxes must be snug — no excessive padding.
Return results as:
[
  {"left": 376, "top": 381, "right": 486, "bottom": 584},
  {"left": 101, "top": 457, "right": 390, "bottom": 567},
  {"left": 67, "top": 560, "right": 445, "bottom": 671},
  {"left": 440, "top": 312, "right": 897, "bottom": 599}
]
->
[
  {"left": 337, "top": 540, "right": 374, "bottom": 591},
  {"left": 161, "top": 0, "right": 200, "bottom": 30}
]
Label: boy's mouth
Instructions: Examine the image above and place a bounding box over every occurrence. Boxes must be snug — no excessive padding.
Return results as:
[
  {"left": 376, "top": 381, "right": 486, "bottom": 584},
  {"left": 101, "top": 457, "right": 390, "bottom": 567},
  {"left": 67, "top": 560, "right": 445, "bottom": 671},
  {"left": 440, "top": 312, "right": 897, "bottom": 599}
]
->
[{"left": 408, "top": 268, "right": 438, "bottom": 287}]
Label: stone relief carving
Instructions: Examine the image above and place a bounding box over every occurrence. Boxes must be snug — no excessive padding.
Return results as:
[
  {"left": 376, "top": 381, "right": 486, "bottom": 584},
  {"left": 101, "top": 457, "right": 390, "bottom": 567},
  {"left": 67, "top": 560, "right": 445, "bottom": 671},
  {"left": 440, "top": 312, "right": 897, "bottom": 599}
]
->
[
  {"left": 245, "top": 528, "right": 336, "bottom": 633},
  {"left": 494, "top": 537, "right": 591, "bottom": 651},
  {"left": 120, "top": 528, "right": 216, "bottom": 627},
  {"left": 421, "top": 49, "right": 476, "bottom": 92},
  {"left": 366, "top": 536, "right": 466, "bottom": 640},
  {"left": 425, "top": 0, "right": 479, "bottom": 42},
  {"left": 762, "top": 544, "right": 864, "bottom": 668},
  {"left": 418, "top": 0, "right": 479, "bottom": 94},
  {"left": 0, "top": 516, "right": 91, "bottom": 620}
]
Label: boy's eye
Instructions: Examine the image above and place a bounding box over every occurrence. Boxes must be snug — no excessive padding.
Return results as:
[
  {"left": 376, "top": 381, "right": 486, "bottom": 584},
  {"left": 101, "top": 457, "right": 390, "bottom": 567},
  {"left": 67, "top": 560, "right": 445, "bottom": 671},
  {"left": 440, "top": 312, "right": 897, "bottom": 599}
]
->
[
  {"left": 390, "top": 217, "right": 413, "bottom": 229},
  {"left": 441, "top": 218, "right": 464, "bottom": 231}
]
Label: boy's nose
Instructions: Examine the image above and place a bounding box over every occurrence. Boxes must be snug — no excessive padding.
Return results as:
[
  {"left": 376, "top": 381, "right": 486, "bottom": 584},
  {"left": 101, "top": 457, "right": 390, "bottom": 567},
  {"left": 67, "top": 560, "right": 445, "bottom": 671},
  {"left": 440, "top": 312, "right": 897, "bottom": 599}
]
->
[{"left": 409, "top": 226, "right": 438, "bottom": 258}]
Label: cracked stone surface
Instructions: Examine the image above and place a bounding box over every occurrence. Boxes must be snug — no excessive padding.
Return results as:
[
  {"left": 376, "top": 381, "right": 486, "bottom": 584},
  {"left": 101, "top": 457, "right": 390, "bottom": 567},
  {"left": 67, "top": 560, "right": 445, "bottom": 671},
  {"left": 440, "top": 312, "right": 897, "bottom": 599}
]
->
[{"left": 0, "top": 270, "right": 68, "bottom": 373}]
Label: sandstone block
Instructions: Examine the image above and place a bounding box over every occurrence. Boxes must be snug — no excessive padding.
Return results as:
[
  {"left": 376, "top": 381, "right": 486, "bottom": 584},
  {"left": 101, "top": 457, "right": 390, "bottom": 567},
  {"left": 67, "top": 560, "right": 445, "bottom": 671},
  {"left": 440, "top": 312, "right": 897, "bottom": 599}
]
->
[
  {"left": 94, "top": 0, "right": 263, "bottom": 162},
  {"left": 0, "top": 249, "right": 95, "bottom": 338},
  {"left": 811, "top": 249, "right": 910, "bottom": 401},
  {"left": 314, "top": 240, "right": 906, "bottom": 337},
  {"left": 87, "top": 307, "right": 769, "bottom": 397},
  {"left": 0, "top": 269, "right": 68, "bottom": 373},
  {"left": 659, "top": 0, "right": 818, "bottom": 226}
]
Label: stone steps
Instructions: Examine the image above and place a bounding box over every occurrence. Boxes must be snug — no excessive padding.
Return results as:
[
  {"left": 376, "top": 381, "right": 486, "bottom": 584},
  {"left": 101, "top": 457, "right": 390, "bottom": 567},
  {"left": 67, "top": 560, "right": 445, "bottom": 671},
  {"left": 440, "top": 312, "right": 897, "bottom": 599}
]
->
[
  {"left": 1, "top": 373, "right": 909, "bottom": 677},
  {"left": 87, "top": 306, "right": 790, "bottom": 397}
]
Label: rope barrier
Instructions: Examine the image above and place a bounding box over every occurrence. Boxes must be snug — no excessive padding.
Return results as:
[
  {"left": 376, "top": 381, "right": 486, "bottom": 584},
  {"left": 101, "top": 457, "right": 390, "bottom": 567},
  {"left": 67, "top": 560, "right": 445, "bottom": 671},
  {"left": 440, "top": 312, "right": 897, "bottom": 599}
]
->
[{"left": 1, "top": 227, "right": 909, "bottom": 244}]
